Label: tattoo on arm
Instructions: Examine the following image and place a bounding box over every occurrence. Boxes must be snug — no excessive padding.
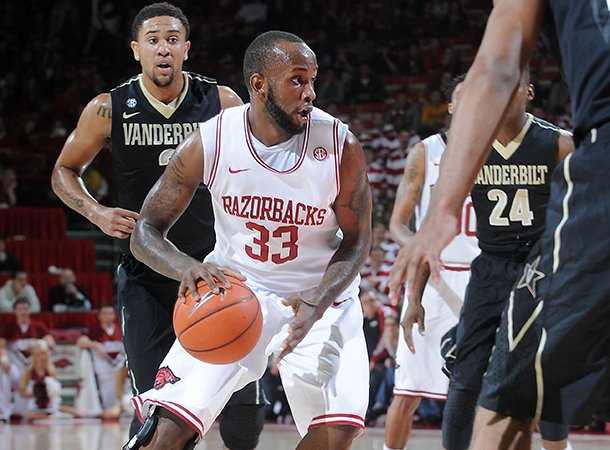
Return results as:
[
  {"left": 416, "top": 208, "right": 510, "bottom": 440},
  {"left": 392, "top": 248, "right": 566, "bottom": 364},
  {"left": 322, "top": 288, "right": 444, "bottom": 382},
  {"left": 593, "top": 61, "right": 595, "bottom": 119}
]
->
[
  {"left": 348, "top": 166, "right": 370, "bottom": 217},
  {"left": 96, "top": 105, "right": 112, "bottom": 119},
  {"left": 145, "top": 151, "right": 189, "bottom": 227},
  {"left": 404, "top": 147, "right": 424, "bottom": 198}
]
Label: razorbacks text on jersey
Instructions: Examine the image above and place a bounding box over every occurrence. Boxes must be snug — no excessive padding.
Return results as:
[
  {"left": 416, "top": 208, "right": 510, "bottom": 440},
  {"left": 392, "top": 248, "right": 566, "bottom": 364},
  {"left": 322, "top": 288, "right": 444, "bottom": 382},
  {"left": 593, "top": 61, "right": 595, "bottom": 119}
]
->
[
  {"left": 471, "top": 114, "right": 560, "bottom": 257},
  {"left": 110, "top": 72, "right": 220, "bottom": 261},
  {"left": 199, "top": 104, "right": 359, "bottom": 295},
  {"left": 415, "top": 133, "right": 479, "bottom": 267}
]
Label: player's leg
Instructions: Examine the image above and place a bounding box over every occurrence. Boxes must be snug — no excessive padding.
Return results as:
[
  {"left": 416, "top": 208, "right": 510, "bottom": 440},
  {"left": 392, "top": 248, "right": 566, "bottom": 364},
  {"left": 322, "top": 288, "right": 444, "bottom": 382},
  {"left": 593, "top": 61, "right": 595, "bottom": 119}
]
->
[
  {"left": 295, "top": 424, "right": 362, "bottom": 450},
  {"left": 218, "top": 381, "right": 267, "bottom": 450},
  {"left": 443, "top": 254, "right": 520, "bottom": 450},
  {"left": 470, "top": 406, "right": 533, "bottom": 450},
  {"left": 279, "top": 293, "right": 368, "bottom": 449},
  {"left": 539, "top": 421, "right": 570, "bottom": 450},
  {"left": 126, "top": 289, "right": 290, "bottom": 450},
  {"left": 117, "top": 264, "right": 177, "bottom": 436},
  {"left": 384, "top": 395, "right": 421, "bottom": 449}
]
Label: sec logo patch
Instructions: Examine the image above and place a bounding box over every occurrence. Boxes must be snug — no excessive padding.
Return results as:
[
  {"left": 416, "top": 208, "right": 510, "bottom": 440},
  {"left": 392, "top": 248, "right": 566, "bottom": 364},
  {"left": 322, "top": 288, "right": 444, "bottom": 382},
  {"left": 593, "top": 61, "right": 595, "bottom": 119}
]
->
[{"left": 313, "top": 147, "right": 328, "bottom": 161}]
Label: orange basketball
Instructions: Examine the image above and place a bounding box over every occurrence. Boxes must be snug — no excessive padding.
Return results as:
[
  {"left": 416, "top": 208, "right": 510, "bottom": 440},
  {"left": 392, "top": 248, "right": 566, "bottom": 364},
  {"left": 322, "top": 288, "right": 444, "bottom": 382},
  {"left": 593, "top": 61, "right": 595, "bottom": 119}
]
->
[{"left": 173, "top": 276, "right": 262, "bottom": 364}]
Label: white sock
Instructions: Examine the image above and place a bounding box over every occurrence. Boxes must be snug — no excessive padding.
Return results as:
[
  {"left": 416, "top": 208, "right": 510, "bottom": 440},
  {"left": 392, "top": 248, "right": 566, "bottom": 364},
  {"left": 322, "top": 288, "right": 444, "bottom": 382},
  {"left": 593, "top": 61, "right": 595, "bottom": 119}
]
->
[{"left": 383, "top": 444, "right": 404, "bottom": 450}]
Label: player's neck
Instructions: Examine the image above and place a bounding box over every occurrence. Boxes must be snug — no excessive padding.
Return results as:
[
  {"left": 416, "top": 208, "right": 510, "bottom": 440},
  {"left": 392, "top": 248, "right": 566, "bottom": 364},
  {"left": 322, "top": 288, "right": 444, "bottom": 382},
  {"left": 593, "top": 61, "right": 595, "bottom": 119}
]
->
[
  {"left": 497, "top": 113, "right": 527, "bottom": 146},
  {"left": 141, "top": 73, "right": 185, "bottom": 105}
]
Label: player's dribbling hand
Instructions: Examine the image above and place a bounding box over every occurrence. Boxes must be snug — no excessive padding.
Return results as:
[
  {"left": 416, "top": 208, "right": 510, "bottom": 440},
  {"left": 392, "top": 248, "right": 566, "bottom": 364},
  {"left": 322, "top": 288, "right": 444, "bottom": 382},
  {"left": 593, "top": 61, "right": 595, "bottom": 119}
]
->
[
  {"left": 178, "top": 263, "right": 246, "bottom": 301},
  {"left": 401, "top": 301, "right": 425, "bottom": 354},
  {"left": 277, "top": 297, "right": 321, "bottom": 362}
]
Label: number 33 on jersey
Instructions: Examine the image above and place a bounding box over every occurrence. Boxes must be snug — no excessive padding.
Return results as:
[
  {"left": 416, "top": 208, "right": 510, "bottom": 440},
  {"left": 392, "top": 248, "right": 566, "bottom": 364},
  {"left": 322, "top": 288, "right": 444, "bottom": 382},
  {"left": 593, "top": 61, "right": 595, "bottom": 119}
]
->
[{"left": 199, "top": 105, "right": 350, "bottom": 294}]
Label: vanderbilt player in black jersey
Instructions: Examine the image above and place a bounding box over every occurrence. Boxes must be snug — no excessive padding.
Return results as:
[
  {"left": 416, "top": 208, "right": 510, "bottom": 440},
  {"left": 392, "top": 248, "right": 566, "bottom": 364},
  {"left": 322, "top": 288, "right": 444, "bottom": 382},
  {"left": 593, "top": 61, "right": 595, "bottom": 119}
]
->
[
  {"left": 436, "top": 69, "right": 573, "bottom": 450},
  {"left": 389, "top": 0, "right": 610, "bottom": 448},
  {"left": 52, "top": 3, "right": 265, "bottom": 449}
]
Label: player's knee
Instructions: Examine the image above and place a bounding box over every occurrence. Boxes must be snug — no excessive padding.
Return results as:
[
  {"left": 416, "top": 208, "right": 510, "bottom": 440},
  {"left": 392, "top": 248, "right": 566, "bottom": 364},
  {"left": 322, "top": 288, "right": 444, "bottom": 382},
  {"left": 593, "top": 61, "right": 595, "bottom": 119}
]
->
[{"left": 219, "top": 405, "right": 266, "bottom": 450}]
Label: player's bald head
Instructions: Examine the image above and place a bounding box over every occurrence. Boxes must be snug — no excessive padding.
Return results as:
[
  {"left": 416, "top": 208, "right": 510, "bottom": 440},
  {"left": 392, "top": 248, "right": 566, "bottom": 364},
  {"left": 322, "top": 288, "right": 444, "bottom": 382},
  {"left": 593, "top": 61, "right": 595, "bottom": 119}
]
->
[{"left": 243, "top": 31, "right": 310, "bottom": 95}]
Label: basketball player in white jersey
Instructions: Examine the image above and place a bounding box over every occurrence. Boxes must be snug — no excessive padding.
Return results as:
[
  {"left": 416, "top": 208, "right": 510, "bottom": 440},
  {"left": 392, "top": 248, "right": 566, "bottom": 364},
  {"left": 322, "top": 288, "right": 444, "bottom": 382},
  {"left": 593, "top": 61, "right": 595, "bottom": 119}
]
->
[
  {"left": 384, "top": 75, "right": 479, "bottom": 450},
  {"left": 126, "top": 31, "right": 372, "bottom": 450}
]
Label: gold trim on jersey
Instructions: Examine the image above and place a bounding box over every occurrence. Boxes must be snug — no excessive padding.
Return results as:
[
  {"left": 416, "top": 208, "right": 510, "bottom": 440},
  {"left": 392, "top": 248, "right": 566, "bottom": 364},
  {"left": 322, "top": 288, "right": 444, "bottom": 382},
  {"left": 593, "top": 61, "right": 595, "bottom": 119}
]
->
[
  {"left": 492, "top": 113, "right": 534, "bottom": 160},
  {"left": 137, "top": 72, "right": 189, "bottom": 119}
]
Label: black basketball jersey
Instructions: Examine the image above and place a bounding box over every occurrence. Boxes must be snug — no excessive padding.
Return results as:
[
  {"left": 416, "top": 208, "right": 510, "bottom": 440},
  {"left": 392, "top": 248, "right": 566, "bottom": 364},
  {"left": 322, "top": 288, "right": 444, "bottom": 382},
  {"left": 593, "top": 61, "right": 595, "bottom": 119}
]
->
[
  {"left": 110, "top": 72, "right": 220, "bottom": 262},
  {"left": 471, "top": 114, "right": 560, "bottom": 258},
  {"left": 548, "top": 0, "right": 610, "bottom": 136}
]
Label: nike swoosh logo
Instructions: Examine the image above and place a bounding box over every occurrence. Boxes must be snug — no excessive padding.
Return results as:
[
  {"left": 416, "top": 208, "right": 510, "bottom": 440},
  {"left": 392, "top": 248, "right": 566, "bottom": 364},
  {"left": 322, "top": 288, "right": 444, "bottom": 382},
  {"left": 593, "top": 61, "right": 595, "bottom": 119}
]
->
[
  {"left": 228, "top": 167, "right": 250, "bottom": 174},
  {"left": 123, "top": 111, "right": 141, "bottom": 119}
]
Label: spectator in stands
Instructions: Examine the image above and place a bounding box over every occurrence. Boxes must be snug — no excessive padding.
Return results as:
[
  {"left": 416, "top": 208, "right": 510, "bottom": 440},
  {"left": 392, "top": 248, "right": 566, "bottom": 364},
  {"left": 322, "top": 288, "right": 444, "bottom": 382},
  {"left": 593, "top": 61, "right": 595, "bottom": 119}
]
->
[
  {"left": 315, "top": 68, "right": 345, "bottom": 108},
  {"left": 76, "top": 304, "right": 124, "bottom": 415},
  {"left": 48, "top": 268, "right": 91, "bottom": 312},
  {"left": 0, "top": 298, "right": 55, "bottom": 419},
  {"left": 0, "top": 239, "right": 21, "bottom": 273},
  {"left": 0, "top": 271, "right": 41, "bottom": 313},
  {"left": 360, "top": 245, "right": 392, "bottom": 300},
  {"left": 0, "top": 168, "right": 18, "bottom": 208},
  {"left": 348, "top": 63, "right": 388, "bottom": 104},
  {"left": 19, "top": 339, "right": 81, "bottom": 420},
  {"left": 420, "top": 89, "right": 449, "bottom": 131}
]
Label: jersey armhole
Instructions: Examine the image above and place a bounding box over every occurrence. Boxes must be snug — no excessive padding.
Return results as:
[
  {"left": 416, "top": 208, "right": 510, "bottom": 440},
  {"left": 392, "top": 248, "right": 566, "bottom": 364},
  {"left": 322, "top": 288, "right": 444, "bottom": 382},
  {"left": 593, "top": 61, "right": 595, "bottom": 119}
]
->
[{"left": 203, "top": 110, "right": 224, "bottom": 188}]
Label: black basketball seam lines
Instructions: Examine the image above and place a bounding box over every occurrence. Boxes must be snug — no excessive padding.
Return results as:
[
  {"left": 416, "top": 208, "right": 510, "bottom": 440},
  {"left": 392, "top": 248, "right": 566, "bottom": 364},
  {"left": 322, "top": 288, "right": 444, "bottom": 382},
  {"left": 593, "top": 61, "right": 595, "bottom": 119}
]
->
[{"left": 179, "top": 298, "right": 261, "bottom": 353}]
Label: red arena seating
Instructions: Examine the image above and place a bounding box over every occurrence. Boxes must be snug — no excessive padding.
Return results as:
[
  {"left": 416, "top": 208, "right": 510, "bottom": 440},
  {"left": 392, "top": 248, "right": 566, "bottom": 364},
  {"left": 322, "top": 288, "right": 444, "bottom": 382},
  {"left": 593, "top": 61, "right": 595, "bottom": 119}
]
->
[
  {"left": 5, "top": 239, "right": 97, "bottom": 273},
  {"left": 0, "top": 207, "right": 67, "bottom": 239}
]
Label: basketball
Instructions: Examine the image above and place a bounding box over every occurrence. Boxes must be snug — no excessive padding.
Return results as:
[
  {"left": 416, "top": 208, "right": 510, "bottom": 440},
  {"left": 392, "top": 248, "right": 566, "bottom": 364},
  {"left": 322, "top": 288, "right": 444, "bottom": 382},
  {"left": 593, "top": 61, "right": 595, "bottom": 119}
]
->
[{"left": 173, "top": 276, "right": 262, "bottom": 364}]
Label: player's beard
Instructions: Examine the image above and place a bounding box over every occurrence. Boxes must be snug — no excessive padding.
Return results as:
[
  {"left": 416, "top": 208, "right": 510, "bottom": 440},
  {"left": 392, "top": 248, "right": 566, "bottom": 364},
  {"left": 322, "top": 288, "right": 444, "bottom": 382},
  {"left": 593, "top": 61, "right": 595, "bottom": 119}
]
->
[
  {"left": 265, "top": 86, "right": 306, "bottom": 136},
  {"left": 152, "top": 71, "right": 174, "bottom": 88}
]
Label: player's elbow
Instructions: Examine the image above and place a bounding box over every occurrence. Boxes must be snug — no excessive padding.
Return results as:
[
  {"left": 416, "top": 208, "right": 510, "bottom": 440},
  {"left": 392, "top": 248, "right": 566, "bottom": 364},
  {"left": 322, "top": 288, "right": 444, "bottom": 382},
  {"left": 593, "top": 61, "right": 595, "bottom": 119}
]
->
[{"left": 130, "top": 221, "right": 146, "bottom": 261}]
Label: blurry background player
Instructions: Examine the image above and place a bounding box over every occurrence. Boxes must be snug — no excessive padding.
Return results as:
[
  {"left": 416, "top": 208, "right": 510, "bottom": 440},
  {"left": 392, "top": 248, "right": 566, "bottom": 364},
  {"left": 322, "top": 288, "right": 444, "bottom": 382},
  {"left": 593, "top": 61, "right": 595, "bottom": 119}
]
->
[
  {"left": 0, "top": 298, "right": 56, "bottom": 420},
  {"left": 397, "top": 67, "right": 574, "bottom": 450},
  {"left": 383, "top": 75, "right": 479, "bottom": 450},
  {"left": 51, "top": 2, "right": 266, "bottom": 448}
]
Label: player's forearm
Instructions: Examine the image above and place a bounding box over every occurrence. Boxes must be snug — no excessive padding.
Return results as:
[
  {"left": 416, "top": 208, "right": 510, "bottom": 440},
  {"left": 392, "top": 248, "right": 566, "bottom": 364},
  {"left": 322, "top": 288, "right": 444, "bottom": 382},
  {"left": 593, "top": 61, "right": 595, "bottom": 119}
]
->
[
  {"left": 308, "top": 233, "right": 371, "bottom": 315},
  {"left": 130, "top": 220, "right": 201, "bottom": 281},
  {"left": 51, "top": 165, "right": 102, "bottom": 223}
]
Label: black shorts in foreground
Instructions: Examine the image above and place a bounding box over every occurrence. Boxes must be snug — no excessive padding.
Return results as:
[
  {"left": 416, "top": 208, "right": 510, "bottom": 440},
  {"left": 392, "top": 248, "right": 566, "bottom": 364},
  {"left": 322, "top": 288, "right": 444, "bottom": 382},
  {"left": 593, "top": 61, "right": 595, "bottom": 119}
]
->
[
  {"left": 449, "top": 252, "right": 523, "bottom": 392},
  {"left": 479, "top": 132, "right": 610, "bottom": 425}
]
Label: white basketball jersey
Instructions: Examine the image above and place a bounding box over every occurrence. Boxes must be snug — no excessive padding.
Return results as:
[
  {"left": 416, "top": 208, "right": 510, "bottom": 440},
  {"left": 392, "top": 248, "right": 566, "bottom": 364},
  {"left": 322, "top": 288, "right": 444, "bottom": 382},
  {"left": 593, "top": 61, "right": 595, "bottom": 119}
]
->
[
  {"left": 414, "top": 133, "right": 479, "bottom": 267},
  {"left": 200, "top": 104, "right": 357, "bottom": 295}
]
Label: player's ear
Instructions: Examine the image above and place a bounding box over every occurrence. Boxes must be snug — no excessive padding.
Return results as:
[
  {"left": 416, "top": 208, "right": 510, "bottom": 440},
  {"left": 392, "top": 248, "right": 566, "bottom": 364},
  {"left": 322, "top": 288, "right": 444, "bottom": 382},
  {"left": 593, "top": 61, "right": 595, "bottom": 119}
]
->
[
  {"left": 527, "top": 83, "right": 535, "bottom": 102},
  {"left": 250, "top": 73, "right": 266, "bottom": 99},
  {"left": 131, "top": 41, "right": 140, "bottom": 62},
  {"left": 184, "top": 40, "right": 191, "bottom": 61}
]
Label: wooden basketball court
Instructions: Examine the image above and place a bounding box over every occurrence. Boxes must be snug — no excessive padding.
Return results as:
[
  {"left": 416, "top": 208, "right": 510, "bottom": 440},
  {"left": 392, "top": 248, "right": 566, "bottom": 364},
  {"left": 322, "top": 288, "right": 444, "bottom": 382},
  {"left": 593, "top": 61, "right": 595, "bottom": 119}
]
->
[{"left": 1, "top": 419, "right": 609, "bottom": 449}]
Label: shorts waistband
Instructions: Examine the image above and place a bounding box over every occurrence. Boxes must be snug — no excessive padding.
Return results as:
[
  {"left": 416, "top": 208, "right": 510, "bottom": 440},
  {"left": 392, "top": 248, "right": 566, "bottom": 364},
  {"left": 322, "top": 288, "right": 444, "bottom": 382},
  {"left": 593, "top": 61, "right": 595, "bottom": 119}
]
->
[
  {"left": 441, "top": 264, "right": 471, "bottom": 272},
  {"left": 574, "top": 121, "right": 610, "bottom": 147}
]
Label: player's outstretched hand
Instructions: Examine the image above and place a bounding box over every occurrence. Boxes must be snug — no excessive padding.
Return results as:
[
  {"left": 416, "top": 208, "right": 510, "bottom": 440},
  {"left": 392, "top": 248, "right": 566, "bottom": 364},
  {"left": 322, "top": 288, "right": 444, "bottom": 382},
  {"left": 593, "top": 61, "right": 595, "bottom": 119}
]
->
[
  {"left": 277, "top": 296, "right": 321, "bottom": 362},
  {"left": 401, "top": 301, "right": 425, "bottom": 354},
  {"left": 94, "top": 206, "right": 139, "bottom": 238},
  {"left": 178, "top": 264, "right": 246, "bottom": 301},
  {"left": 388, "top": 212, "right": 458, "bottom": 304}
]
